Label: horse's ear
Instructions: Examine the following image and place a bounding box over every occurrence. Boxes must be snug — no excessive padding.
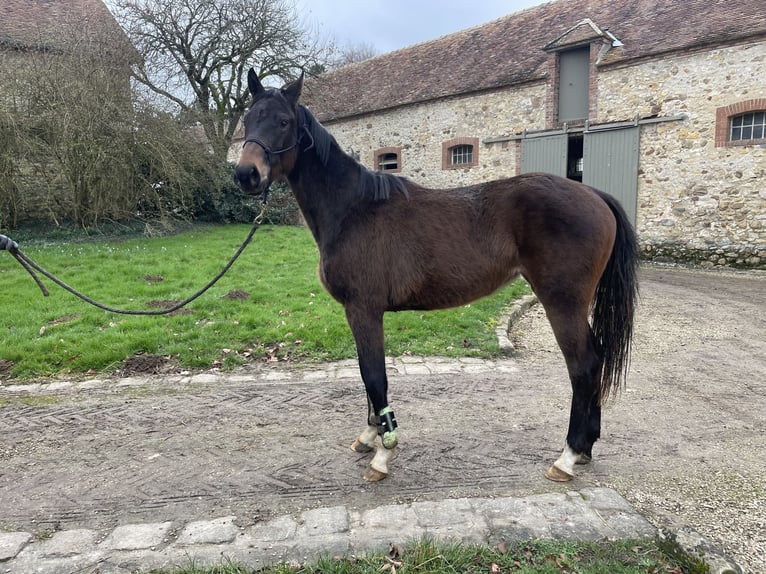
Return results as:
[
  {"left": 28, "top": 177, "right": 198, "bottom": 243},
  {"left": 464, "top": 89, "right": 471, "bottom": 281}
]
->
[
  {"left": 281, "top": 72, "right": 304, "bottom": 105},
  {"left": 248, "top": 68, "right": 265, "bottom": 97}
]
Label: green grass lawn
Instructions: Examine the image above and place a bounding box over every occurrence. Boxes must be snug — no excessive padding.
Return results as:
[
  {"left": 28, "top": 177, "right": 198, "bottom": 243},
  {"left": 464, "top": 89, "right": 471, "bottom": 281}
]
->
[
  {"left": 152, "top": 536, "right": 708, "bottom": 574},
  {"left": 0, "top": 224, "right": 529, "bottom": 379}
]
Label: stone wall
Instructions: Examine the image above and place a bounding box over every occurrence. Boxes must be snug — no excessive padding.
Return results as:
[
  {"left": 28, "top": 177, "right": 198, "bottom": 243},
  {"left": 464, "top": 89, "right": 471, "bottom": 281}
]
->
[
  {"left": 597, "top": 40, "right": 766, "bottom": 268},
  {"left": 324, "top": 82, "right": 546, "bottom": 189}
]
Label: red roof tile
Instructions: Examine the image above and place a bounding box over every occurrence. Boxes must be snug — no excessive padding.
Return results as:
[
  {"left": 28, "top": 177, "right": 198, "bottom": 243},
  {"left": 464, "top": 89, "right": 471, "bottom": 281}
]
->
[{"left": 303, "top": 0, "right": 766, "bottom": 121}]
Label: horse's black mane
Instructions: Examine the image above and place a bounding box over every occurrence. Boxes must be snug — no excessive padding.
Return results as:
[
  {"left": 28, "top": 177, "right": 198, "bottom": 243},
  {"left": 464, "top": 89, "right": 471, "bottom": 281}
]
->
[{"left": 299, "top": 105, "right": 409, "bottom": 202}]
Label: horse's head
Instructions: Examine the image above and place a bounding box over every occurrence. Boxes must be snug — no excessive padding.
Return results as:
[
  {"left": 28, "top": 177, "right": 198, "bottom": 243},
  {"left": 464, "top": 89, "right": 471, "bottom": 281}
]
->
[{"left": 235, "top": 69, "right": 304, "bottom": 195}]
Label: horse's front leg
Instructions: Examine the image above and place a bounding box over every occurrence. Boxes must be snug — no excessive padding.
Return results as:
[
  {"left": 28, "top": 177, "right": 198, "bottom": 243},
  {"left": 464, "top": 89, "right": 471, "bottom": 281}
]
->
[
  {"left": 350, "top": 402, "right": 377, "bottom": 454},
  {"left": 345, "top": 306, "right": 398, "bottom": 482}
]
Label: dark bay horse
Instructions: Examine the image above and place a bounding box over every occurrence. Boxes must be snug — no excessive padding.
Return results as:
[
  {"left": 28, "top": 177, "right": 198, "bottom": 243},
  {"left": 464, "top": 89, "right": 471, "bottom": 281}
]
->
[{"left": 235, "top": 69, "right": 639, "bottom": 483}]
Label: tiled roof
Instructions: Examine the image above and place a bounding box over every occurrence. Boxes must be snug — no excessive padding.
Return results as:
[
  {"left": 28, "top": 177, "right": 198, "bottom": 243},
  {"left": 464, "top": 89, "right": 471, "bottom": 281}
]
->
[
  {"left": 0, "top": 0, "right": 124, "bottom": 51},
  {"left": 303, "top": 0, "right": 766, "bottom": 122}
]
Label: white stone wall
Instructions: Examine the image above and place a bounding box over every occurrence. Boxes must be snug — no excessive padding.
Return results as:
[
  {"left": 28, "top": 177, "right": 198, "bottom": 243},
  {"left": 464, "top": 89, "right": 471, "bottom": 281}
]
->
[
  {"left": 324, "top": 83, "right": 546, "bottom": 189},
  {"left": 597, "top": 41, "right": 766, "bottom": 266}
]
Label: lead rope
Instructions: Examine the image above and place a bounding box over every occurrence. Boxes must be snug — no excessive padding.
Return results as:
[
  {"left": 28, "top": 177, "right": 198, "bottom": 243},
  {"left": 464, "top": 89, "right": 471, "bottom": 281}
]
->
[{"left": 0, "top": 202, "right": 267, "bottom": 316}]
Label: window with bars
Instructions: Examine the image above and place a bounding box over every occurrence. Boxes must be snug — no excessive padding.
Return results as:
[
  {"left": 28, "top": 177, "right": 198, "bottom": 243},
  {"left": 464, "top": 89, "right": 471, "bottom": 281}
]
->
[
  {"left": 730, "top": 111, "right": 766, "bottom": 142},
  {"left": 377, "top": 152, "right": 399, "bottom": 171},
  {"left": 450, "top": 144, "right": 474, "bottom": 165},
  {"left": 373, "top": 147, "right": 401, "bottom": 172},
  {"left": 442, "top": 137, "right": 479, "bottom": 169}
]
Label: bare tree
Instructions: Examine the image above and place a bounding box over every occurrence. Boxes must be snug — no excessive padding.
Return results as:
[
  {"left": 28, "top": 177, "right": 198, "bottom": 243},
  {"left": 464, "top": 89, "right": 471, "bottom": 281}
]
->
[
  {"left": 0, "top": 11, "right": 230, "bottom": 230},
  {"left": 330, "top": 41, "right": 377, "bottom": 69},
  {"left": 113, "top": 0, "right": 328, "bottom": 160}
]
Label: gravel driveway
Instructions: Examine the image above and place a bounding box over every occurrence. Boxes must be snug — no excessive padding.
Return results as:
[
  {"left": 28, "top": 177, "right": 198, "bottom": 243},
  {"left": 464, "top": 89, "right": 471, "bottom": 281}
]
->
[{"left": 511, "top": 265, "right": 766, "bottom": 572}]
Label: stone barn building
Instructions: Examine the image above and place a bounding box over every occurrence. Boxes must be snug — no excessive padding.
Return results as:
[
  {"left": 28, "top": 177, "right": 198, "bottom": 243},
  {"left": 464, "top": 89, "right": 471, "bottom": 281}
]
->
[{"left": 288, "top": 0, "right": 766, "bottom": 268}]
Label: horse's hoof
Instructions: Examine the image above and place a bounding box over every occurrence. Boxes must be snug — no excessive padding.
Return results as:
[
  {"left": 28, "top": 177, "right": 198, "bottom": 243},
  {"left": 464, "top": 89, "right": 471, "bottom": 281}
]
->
[
  {"left": 575, "top": 454, "right": 592, "bottom": 465},
  {"left": 545, "top": 464, "right": 574, "bottom": 482},
  {"left": 351, "top": 439, "right": 374, "bottom": 453},
  {"left": 363, "top": 467, "right": 388, "bottom": 482}
]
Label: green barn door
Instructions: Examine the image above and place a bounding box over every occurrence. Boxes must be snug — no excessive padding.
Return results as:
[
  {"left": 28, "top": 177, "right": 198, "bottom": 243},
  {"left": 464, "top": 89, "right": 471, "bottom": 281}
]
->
[
  {"left": 582, "top": 127, "right": 639, "bottom": 225},
  {"left": 520, "top": 134, "right": 568, "bottom": 177}
]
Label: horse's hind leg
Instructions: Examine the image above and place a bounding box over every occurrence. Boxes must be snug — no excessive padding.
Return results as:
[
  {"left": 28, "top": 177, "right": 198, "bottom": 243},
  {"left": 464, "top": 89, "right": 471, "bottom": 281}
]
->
[
  {"left": 538, "top": 303, "right": 603, "bottom": 482},
  {"left": 345, "top": 306, "right": 398, "bottom": 482}
]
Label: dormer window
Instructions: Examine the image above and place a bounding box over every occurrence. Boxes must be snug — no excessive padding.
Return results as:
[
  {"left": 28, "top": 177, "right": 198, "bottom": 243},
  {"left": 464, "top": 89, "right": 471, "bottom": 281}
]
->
[{"left": 543, "top": 19, "right": 619, "bottom": 128}]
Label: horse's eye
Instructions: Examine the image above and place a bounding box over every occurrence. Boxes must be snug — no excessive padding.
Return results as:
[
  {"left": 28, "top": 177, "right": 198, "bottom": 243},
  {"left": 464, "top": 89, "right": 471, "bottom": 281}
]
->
[{"left": 280, "top": 119, "right": 289, "bottom": 128}]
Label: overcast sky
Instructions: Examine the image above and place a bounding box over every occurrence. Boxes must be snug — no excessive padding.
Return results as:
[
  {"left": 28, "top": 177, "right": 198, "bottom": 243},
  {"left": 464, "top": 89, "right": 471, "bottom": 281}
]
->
[{"left": 297, "top": 0, "right": 548, "bottom": 55}]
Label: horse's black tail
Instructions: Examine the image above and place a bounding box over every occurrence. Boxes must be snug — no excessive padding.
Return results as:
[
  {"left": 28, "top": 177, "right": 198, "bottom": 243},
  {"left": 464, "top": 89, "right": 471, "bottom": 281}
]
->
[{"left": 591, "top": 190, "right": 639, "bottom": 404}]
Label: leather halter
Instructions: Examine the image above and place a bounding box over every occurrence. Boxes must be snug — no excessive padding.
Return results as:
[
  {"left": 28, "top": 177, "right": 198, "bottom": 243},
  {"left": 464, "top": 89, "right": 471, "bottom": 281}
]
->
[{"left": 243, "top": 106, "right": 314, "bottom": 157}]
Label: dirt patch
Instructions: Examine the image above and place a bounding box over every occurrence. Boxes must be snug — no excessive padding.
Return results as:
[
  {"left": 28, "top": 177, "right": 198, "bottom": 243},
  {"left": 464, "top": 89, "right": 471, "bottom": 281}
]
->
[
  {"left": 145, "top": 299, "right": 194, "bottom": 315},
  {"left": 117, "top": 353, "right": 176, "bottom": 376},
  {"left": 223, "top": 289, "right": 250, "bottom": 300},
  {"left": 146, "top": 299, "right": 180, "bottom": 308},
  {"left": 143, "top": 275, "right": 165, "bottom": 283},
  {"left": 44, "top": 313, "right": 81, "bottom": 326},
  {"left": 0, "top": 359, "right": 13, "bottom": 379}
]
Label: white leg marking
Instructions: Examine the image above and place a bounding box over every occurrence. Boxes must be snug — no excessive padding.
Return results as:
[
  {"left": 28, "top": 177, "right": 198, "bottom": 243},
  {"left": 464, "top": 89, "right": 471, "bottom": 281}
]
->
[
  {"left": 553, "top": 444, "right": 582, "bottom": 477},
  {"left": 357, "top": 424, "right": 378, "bottom": 449},
  {"left": 369, "top": 436, "right": 397, "bottom": 475}
]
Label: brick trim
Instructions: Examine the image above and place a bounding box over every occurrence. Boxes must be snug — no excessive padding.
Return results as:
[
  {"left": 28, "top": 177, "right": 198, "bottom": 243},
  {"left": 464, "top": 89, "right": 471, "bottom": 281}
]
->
[
  {"left": 373, "top": 146, "right": 402, "bottom": 173},
  {"left": 442, "top": 137, "right": 479, "bottom": 170},
  {"left": 545, "top": 42, "right": 602, "bottom": 128},
  {"left": 587, "top": 42, "right": 601, "bottom": 121},
  {"left": 715, "top": 99, "right": 766, "bottom": 147},
  {"left": 545, "top": 56, "right": 560, "bottom": 128},
  {"left": 514, "top": 140, "right": 523, "bottom": 176}
]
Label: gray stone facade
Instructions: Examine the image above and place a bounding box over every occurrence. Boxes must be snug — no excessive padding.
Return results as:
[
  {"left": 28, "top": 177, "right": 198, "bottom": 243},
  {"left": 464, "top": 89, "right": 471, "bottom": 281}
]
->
[{"left": 600, "top": 42, "right": 766, "bottom": 267}]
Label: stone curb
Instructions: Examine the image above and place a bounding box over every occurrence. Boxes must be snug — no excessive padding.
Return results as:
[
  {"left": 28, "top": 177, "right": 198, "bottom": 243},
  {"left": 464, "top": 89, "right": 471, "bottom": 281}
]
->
[
  {"left": 0, "top": 355, "right": 521, "bottom": 398},
  {"left": 496, "top": 294, "right": 538, "bottom": 354},
  {"left": 2, "top": 488, "right": 658, "bottom": 574},
  {"left": 673, "top": 528, "right": 744, "bottom": 574}
]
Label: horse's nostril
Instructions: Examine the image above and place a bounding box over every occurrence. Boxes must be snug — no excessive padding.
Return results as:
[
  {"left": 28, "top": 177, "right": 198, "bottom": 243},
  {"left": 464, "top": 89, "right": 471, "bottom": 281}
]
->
[{"left": 235, "top": 164, "right": 259, "bottom": 190}]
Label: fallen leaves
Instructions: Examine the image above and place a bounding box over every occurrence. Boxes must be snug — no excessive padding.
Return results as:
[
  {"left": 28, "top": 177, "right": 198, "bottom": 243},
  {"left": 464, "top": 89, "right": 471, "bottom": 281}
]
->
[
  {"left": 381, "top": 543, "right": 403, "bottom": 573},
  {"left": 266, "top": 344, "right": 281, "bottom": 362}
]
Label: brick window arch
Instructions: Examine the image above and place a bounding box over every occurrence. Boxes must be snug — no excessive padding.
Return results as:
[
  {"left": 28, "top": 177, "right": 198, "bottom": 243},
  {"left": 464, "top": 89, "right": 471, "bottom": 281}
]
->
[
  {"left": 715, "top": 99, "right": 766, "bottom": 147},
  {"left": 373, "top": 146, "right": 401, "bottom": 172},
  {"left": 442, "top": 137, "right": 479, "bottom": 169}
]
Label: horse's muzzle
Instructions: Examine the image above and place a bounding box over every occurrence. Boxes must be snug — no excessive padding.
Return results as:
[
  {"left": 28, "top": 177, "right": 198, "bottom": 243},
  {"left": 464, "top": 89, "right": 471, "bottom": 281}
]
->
[{"left": 234, "top": 163, "right": 268, "bottom": 195}]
